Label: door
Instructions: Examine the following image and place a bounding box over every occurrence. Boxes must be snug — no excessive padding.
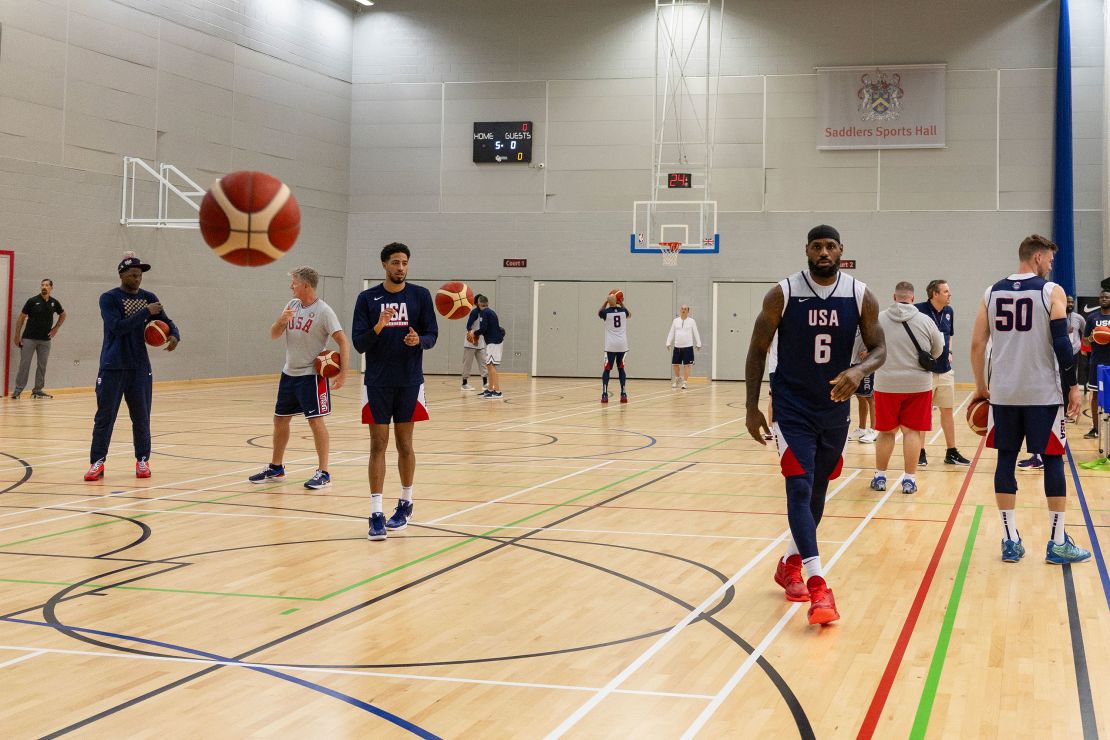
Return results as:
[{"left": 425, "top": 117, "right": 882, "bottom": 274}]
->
[{"left": 712, "top": 282, "right": 777, "bottom": 380}]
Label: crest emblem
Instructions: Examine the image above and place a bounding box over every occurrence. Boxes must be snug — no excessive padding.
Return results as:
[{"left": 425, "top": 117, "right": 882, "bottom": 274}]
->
[
  {"left": 857, "top": 71, "right": 904, "bottom": 121},
  {"left": 1013, "top": 282, "right": 1022, "bottom": 289}
]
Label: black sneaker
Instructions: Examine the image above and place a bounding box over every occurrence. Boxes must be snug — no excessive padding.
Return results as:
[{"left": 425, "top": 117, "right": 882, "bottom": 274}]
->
[
  {"left": 31, "top": 391, "right": 53, "bottom": 399},
  {"left": 10, "top": 390, "right": 21, "bottom": 400},
  {"left": 944, "top": 449, "right": 971, "bottom": 465},
  {"left": 1085, "top": 427, "right": 1098, "bottom": 439},
  {"left": 918, "top": 449, "right": 928, "bottom": 467},
  {"left": 386, "top": 500, "right": 413, "bottom": 530}
]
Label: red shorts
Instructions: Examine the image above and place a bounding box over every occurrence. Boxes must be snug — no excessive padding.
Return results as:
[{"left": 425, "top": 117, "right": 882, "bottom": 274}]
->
[{"left": 873, "top": 390, "right": 933, "bottom": 432}]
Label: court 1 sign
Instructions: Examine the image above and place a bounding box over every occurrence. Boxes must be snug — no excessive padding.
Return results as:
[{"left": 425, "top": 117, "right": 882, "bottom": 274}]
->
[
  {"left": 503, "top": 259, "right": 527, "bottom": 268},
  {"left": 816, "top": 64, "right": 945, "bottom": 150}
]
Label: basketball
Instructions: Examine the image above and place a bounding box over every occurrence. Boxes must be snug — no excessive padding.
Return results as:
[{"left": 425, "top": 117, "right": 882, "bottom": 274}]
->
[
  {"left": 610, "top": 289, "right": 624, "bottom": 304},
  {"left": 435, "top": 281, "right": 475, "bottom": 319},
  {"left": 198, "top": 171, "right": 301, "bottom": 267},
  {"left": 966, "top": 399, "right": 989, "bottom": 436},
  {"left": 314, "top": 350, "right": 342, "bottom": 379},
  {"left": 144, "top": 320, "right": 170, "bottom": 347},
  {"left": 1092, "top": 325, "right": 1110, "bottom": 345}
]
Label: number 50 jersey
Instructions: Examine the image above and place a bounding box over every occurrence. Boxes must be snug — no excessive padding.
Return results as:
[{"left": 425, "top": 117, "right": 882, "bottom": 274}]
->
[{"left": 985, "top": 274, "right": 1061, "bottom": 406}]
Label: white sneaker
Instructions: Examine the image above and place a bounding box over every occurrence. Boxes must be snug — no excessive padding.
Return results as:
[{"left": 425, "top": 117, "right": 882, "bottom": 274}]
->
[
  {"left": 461, "top": 384, "right": 476, "bottom": 391},
  {"left": 672, "top": 378, "right": 678, "bottom": 388},
  {"left": 681, "top": 381, "right": 688, "bottom": 390},
  {"left": 860, "top": 429, "right": 879, "bottom": 444},
  {"left": 847, "top": 428, "right": 864, "bottom": 442}
]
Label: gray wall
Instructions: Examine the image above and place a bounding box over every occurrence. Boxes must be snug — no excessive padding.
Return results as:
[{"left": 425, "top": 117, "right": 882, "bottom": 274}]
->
[{"left": 346, "top": 0, "right": 1106, "bottom": 381}]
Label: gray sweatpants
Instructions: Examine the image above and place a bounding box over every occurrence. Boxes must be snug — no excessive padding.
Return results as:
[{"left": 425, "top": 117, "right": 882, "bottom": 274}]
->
[
  {"left": 461, "top": 346, "right": 487, "bottom": 383},
  {"left": 15, "top": 338, "right": 52, "bottom": 394}
]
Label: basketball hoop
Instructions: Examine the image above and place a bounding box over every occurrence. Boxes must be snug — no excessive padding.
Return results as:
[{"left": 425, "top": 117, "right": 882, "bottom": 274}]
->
[{"left": 659, "top": 242, "right": 682, "bottom": 267}]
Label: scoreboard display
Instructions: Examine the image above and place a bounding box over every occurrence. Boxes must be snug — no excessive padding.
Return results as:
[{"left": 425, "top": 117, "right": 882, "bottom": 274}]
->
[{"left": 473, "top": 121, "right": 533, "bottom": 163}]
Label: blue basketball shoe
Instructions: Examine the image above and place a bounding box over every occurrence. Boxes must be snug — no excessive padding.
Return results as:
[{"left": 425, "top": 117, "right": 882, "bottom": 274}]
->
[
  {"left": 1045, "top": 534, "right": 1092, "bottom": 564},
  {"left": 870, "top": 473, "right": 886, "bottom": 491},
  {"left": 386, "top": 500, "right": 413, "bottom": 530},
  {"left": 304, "top": 469, "right": 331, "bottom": 490},
  {"left": 368, "top": 512, "right": 387, "bottom": 541},
  {"left": 1001, "top": 537, "right": 1025, "bottom": 563},
  {"left": 248, "top": 464, "right": 285, "bottom": 484},
  {"left": 901, "top": 478, "right": 918, "bottom": 495}
]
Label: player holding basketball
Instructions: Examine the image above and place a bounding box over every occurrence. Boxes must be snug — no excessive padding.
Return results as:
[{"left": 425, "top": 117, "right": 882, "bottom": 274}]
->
[
  {"left": 352, "top": 243, "right": 439, "bottom": 541},
  {"left": 84, "top": 252, "right": 180, "bottom": 481},
  {"left": 469, "top": 295, "right": 505, "bottom": 399},
  {"left": 1082, "top": 289, "right": 1110, "bottom": 439},
  {"left": 248, "top": 267, "right": 348, "bottom": 490},
  {"left": 599, "top": 292, "right": 631, "bottom": 404},
  {"left": 745, "top": 225, "right": 886, "bottom": 625},
  {"left": 969, "top": 234, "right": 1091, "bottom": 564}
]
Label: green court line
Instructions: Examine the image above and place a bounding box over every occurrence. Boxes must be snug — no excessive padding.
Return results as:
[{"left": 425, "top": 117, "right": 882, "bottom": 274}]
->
[
  {"left": 280, "top": 608, "right": 300, "bottom": 615},
  {"left": 0, "top": 577, "right": 315, "bottom": 601},
  {"left": 909, "top": 504, "right": 983, "bottom": 740}
]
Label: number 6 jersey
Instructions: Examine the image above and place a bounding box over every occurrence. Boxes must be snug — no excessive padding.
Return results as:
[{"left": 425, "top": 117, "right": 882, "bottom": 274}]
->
[{"left": 985, "top": 273, "right": 1061, "bottom": 406}]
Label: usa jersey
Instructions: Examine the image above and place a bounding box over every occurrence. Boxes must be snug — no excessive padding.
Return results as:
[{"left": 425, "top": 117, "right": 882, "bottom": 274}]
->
[
  {"left": 282, "top": 298, "right": 341, "bottom": 377},
  {"left": 599, "top": 306, "right": 629, "bottom": 352},
  {"left": 985, "top": 274, "right": 1060, "bottom": 406},
  {"left": 1084, "top": 308, "right": 1110, "bottom": 366},
  {"left": 770, "top": 271, "right": 865, "bottom": 423}
]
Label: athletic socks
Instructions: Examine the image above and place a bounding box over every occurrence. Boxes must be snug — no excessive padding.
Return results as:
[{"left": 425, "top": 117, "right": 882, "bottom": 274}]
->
[
  {"left": 802, "top": 556, "right": 824, "bottom": 580},
  {"left": 371, "top": 493, "right": 383, "bottom": 514},
  {"left": 1000, "top": 509, "right": 1018, "bottom": 542},
  {"left": 784, "top": 538, "right": 800, "bottom": 559},
  {"left": 904, "top": 473, "right": 916, "bottom": 483},
  {"left": 874, "top": 469, "right": 886, "bottom": 478},
  {"left": 1050, "top": 511, "right": 1066, "bottom": 545},
  {"left": 400, "top": 486, "right": 413, "bottom": 503}
]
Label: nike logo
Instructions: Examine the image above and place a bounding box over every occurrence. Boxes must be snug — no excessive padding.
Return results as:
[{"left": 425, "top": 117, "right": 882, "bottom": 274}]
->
[
  {"left": 1083, "top": 304, "right": 1101, "bottom": 313},
  {"left": 373, "top": 296, "right": 383, "bottom": 301},
  {"left": 797, "top": 298, "right": 812, "bottom": 303}
]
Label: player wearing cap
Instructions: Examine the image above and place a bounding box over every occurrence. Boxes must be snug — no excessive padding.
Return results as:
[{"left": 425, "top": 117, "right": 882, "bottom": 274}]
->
[
  {"left": 746, "top": 225, "right": 886, "bottom": 625},
  {"left": 84, "top": 252, "right": 180, "bottom": 481},
  {"left": 599, "top": 293, "right": 631, "bottom": 404},
  {"left": 970, "top": 234, "right": 1090, "bottom": 564}
]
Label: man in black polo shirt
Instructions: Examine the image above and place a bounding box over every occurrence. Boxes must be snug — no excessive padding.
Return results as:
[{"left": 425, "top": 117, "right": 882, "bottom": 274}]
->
[{"left": 11, "top": 279, "right": 66, "bottom": 400}]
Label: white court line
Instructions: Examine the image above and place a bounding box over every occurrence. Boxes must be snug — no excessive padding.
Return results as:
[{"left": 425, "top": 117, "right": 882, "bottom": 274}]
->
[
  {"left": 0, "top": 644, "right": 715, "bottom": 700},
  {"left": 686, "top": 417, "right": 745, "bottom": 437},
  {"left": 0, "top": 445, "right": 178, "bottom": 478},
  {"left": 442, "top": 523, "right": 847, "bottom": 545},
  {"left": 423, "top": 460, "right": 615, "bottom": 525},
  {"left": 544, "top": 469, "right": 862, "bottom": 739},
  {"left": 0, "top": 649, "right": 44, "bottom": 669},
  {"left": 927, "top": 390, "right": 974, "bottom": 445},
  {"left": 681, "top": 483, "right": 896, "bottom": 738},
  {"left": 466, "top": 386, "right": 704, "bottom": 433}
]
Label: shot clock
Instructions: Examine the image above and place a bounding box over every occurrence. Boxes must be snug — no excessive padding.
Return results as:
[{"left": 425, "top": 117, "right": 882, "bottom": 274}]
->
[
  {"left": 473, "top": 121, "right": 533, "bottom": 163},
  {"left": 667, "top": 173, "right": 692, "bottom": 188}
]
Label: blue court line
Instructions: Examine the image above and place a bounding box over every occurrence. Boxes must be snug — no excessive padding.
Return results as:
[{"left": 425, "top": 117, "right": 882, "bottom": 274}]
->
[
  {"left": 1, "top": 617, "right": 439, "bottom": 739},
  {"left": 1065, "top": 446, "right": 1110, "bottom": 612}
]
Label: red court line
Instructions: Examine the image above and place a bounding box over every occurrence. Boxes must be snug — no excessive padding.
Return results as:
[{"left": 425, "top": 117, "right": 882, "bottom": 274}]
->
[{"left": 856, "top": 435, "right": 986, "bottom": 739}]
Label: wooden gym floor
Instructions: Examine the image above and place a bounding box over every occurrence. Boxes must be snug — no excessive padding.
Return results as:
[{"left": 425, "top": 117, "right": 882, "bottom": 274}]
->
[{"left": 0, "top": 375, "right": 1107, "bottom": 738}]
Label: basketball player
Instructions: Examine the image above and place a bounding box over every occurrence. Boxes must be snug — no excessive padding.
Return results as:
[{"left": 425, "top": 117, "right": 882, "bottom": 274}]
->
[
  {"left": 969, "top": 234, "right": 1091, "bottom": 564},
  {"left": 84, "top": 252, "right": 180, "bottom": 481},
  {"left": 745, "top": 225, "right": 886, "bottom": 625},
  {"left": 599, "top": 293, "right": 631, "bottom": 403},
  {"left": 1082, "top": 289, "right": 1110, "bottom": 439},
  {"left": 460, "top": 296, "right": 488, "bottom": 391},
  {"left": 248, "top": 267, "right": 348, "bottom": 490},
  {"left": 469, "top": 295, "right": 505, "bottom": 399},
  {"left": 352, "top": 243, "right": 439, "bottom": 541},
  {"left": 665, "top": 304, "right": 701, "bottom": 389}
]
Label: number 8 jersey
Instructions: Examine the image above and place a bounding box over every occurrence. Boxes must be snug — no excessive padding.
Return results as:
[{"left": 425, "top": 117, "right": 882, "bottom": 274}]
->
[
  {"left": 770, "top": 271, "right": 865, "bottom": 424},
  {"left": 600, "top": 305, "right": 630, "bottom": 352},
  {"left": 985, "top": 273, "right": 1061, "bottom": 406}
]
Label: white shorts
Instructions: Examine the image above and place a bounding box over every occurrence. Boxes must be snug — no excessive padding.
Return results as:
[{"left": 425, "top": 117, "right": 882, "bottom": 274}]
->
[{"left": 484, "top": 342, "right": 503, "bottom": 365}]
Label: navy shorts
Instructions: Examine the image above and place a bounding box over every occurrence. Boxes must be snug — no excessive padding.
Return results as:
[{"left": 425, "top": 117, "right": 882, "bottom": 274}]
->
[
  {"left": 275, "top": 373, "right": 331, "bottom": 418},
  {"left": 853, "top": 367, "right": 874, "bottom": 398},
  {"left": 362, "top": 384, "right": 429, "bottom": 425},
  {"left": 771, "top": 403, "right": 849, "bottom": 480},
  {"left": 987, "top": 404, "right": 1066, "bottom": 455},
  {"left": 1087, "top": 357, "right": 1106, "bottom": 392},
  {"left": 671, "top": 346, "right": 695, "bottom": 365}
]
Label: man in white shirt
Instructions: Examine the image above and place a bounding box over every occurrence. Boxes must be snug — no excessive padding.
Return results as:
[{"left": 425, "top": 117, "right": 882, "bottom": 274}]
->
[{"left": 665, "top": 305, "right": 701, "bottom": 389}]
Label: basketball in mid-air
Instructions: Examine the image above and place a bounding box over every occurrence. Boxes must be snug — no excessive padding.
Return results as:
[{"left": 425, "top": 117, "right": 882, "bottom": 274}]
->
[
  {"left": 144, "top": 320, "right": 170, "bottom": 347},
  {"left": 199, "top": 171, "right": 300, "bottom": 267},
  {"left": 314, "top": 350, "right": 342, "bottom": 379},
  {"left": 610, "top": 289, "right": 624, "bottom": 304},
  {"left": 435, "top": 281, "right": 475, "bottom": 319},
  {"left": 966, "top": 399, "right": 989, "bottom": 436},
  {"left": 1092, "top": 325, "right": 1110, "bottom": 345}
]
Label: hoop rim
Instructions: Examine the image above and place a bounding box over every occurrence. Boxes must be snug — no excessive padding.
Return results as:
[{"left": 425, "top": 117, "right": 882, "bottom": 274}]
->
[{"left": 658, "top": 241, "right": 683, "bottom": 253}]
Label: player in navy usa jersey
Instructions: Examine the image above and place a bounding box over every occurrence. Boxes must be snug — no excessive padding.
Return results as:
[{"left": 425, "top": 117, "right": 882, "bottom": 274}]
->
[
  {"left": 352, "top": 243, "right": 438, "bottom": 541},
  {"left": 1082, "top": 288, "right": 1110, "bottom": 439},
  {"left": 599, "top": 293, "right": 631, "bottom": 403},
  {"left": 969, "top": 235, "right": 1090, "bottom": 564},
  {"left": 745, "top": 225, "right": 886, "bottom": 625}
]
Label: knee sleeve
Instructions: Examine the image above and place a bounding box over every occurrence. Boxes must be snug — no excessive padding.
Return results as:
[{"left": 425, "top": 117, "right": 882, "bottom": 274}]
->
[
  {"left": 603, "top": 360, "right": 612, "bottom": 372},
  {"left": 1043, "top": 454, "right": 1066, "bottom": 497},
  {"left": 994, "top": 448, "right": 1019, "bottom": 494}
]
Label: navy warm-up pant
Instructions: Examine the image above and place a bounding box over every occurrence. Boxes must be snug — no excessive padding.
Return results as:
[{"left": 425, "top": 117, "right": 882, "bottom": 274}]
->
[{"left": 90, "top": 369, "right": 153, "bottom": 463}]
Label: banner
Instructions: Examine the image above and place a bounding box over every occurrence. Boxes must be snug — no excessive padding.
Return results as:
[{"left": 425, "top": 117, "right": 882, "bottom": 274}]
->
[{"left": 816, "top": 64, "right": 946, "bottom": 150}]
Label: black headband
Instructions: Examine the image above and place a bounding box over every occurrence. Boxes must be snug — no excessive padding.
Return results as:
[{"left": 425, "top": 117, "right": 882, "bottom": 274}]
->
[{"left": 807, "top": 224, "right": 841, "bottom": 244}]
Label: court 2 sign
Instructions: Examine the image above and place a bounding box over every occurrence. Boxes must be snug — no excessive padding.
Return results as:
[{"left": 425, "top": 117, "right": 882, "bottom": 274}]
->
[{"left": 816, "top": 63, "right": 945, "bottom": 150}]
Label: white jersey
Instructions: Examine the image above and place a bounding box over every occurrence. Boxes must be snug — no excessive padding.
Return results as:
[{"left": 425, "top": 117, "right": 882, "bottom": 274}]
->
[
  {"left": 283, "top": 298, "right": 342, "bottom": 377},
  {"left": 984, "top": 273, "right": 1061, "bottom": 406},
  {"left": 599, "top": 306, "right": 630, "bottom": 352},
  {"left": 767, "top": 333, "right": 779, "bottom": 374}
]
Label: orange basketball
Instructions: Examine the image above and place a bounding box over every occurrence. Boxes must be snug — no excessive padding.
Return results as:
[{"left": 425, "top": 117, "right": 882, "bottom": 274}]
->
[
  {"left": 314, "top": 350, "right": 341, "bottom": 379},
  {"left": 144, "top": 320, "right": 170, "bottom": 347},
  {"left": 199, "top": 171, "right": 300, "bottom": 267},
  {"left": 966, "top": 399, "right": 989, "bottom": 436},
  {"left": 1093, "top": 325, "right": 1110, "bottom": 345},
  {"left": 610, "top": 289, "right": 624, "bottom": 304},
  {"left": 435, "top": 281, "right": 475, "bottom": 320}
]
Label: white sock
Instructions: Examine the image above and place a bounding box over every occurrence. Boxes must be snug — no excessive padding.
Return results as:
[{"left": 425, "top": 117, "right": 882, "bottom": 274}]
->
[
  {"left": 802, "top": 556, "right": 823, "bottom": 580},
  {"left": 784, "top": 538, "right": 800, "bottom": 559},
  {"left": 1050, "top": 511, "right": 1066, "bottom": 545},
  {"left": 1000, "top": 509, "right": 1018, "bottom": 542},
  {"left": 875, "top": 469, "right": 886, "bottom": 477},
  {"left": 400, "top": 486, "right": 413, "bottom": 503},
  {"left": 371, "top": 493, "right": 383, "bottom": 514},
  {"left": 904, "top": 473, "right": 916, "bottom": 483}
]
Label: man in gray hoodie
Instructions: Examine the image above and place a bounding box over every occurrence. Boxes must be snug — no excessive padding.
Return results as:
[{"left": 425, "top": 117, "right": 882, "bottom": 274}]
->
[{"left": 871, "top": 281, "right": 944, "bottom": 494}]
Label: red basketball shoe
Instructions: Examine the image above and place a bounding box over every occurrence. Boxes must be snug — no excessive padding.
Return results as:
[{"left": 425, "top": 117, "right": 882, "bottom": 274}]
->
[
  {"left": 84, "top": 459, "right": 105, "bottom": 481},
  {"left": 806, "top": 576, "right": 840, "bottom": 625},
  {"left": 773, "top": 555, "right": 809, "bottom": 602},
  {"left": 136, "top": 457, "right": 151, "bottom": 479}
]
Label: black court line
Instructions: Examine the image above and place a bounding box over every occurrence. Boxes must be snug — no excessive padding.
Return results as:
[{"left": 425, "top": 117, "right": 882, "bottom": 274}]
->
[
  {"left": 1061, "top": 564, "right": 1099, "bottom": 740},
  {"left": 0, "top": 451, "right": 33, "bottom": 493},
  {"left": 35, "top": 462, "right": 814, "bottom": 738}
]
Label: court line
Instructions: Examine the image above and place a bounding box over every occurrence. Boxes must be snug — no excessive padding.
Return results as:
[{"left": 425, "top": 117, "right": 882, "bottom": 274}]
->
[
  {"left": 685, "top": 417, "right": 745, "bottom": 437},
  {"left": 442, "top": 523, "right": 847, "bottom": 544},
  {"left": 679, "top": 477, "right": 896, "bottom": 738},
  {"left": 0, "top": 445, "right": 178, "bottom": 478},
  {"left": 1064, "top": 446, "right": 1110, "bottom": 612},
  {"left": 1060, "top": 563, "right": 1099, "bottom": 740},
  {"left": 545, "top": 469, "right": 862, "bottom": 739},
  {"left": 0, "top": 644, "right": 717, "bottom": 700},
  {"left": 0, "top": 649, "right": 44, "bottom": 669},
  {"left": 466, "top": 386, "right": 704, "bottom": 432},
  {"left": 909, "top": 504, "right": 983, "bottom": 738},
  {"left": 856, "top": 435, "right": 986, "bottom": 739}
]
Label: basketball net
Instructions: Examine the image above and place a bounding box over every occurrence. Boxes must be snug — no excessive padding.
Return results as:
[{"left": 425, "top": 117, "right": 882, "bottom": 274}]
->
[{"left": 660, "top": 242, "right": 681, "bottom": 267}]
